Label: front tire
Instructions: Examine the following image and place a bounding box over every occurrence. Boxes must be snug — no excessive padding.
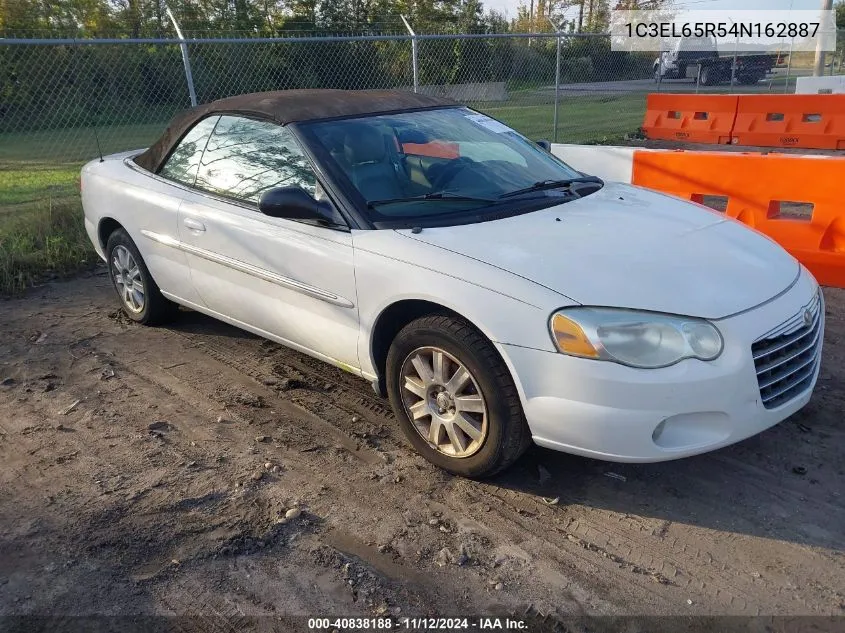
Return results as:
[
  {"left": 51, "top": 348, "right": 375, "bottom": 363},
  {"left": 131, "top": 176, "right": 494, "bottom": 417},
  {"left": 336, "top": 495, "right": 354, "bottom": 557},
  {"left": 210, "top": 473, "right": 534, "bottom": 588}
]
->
[
  {"left": 386, "top": 314, "right": 531, "bottom": 478},
  {"left": 106, "top": 228, "right": 178, "bottom": 325}
]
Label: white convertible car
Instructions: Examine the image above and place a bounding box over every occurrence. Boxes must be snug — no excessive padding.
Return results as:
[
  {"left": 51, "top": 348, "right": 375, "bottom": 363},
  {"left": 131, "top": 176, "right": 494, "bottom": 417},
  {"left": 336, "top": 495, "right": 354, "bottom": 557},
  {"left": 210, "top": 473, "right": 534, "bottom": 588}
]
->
[{"left": 81, "top": 89, "right": 823, "bottom": 477}]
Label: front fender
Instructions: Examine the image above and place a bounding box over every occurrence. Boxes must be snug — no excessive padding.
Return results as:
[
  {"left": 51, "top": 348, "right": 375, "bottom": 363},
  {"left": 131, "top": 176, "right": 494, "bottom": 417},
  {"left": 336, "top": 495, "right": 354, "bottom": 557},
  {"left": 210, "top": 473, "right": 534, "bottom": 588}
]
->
[{"left": 352, "top": 232, "right": 574, "bottom": 377}]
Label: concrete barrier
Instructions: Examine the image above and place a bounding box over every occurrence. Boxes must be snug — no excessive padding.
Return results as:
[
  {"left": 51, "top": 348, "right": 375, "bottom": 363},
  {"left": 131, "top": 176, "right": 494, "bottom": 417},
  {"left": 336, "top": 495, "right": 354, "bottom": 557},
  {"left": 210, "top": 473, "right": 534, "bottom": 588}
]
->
[
  {"left": 796, "top": 76, "right": 845, "bottom": 95},
  {"left": 404, "top": 82, "right": 508, "bottom": 102},
  {"left": 554, "top": 144, "right": 638, "bottom": 183}
]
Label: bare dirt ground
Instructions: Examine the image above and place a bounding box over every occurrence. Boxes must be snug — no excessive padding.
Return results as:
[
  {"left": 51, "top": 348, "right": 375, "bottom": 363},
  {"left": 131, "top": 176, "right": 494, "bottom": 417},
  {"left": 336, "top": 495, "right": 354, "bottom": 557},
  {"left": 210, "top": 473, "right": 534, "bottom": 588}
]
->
[{"left": 1, "top": 269, "right": 844, "bottom": 631}]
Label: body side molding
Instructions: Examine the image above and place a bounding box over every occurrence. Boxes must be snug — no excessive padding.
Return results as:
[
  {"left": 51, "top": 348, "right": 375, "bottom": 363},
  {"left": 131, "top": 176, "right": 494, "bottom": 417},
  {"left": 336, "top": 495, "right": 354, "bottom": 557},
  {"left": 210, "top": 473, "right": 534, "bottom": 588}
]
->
[{"left": 140, "top": 229, "right": 355, "bottom": 309}]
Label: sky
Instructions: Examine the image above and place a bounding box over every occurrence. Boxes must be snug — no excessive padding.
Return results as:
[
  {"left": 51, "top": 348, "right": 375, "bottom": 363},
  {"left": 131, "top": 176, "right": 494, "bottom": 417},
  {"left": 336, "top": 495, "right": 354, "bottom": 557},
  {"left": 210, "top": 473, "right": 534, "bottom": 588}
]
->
[{"left": 484, "top": 0, "right": 827, "bottom": 23}]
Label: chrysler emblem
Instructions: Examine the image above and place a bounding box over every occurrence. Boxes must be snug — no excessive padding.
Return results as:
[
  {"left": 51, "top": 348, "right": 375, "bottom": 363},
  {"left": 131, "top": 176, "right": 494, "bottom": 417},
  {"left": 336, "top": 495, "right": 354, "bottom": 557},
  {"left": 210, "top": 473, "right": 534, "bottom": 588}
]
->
[{"left": 803, "top": 309, "right": 813, "bottom": 327}]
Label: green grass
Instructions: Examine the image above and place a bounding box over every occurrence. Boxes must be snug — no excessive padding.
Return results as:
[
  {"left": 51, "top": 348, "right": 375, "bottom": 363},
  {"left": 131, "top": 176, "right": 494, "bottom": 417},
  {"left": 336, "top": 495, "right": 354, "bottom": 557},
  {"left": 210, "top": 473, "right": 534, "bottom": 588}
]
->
[
  {"left": 0, "top": 122, "right": 167, "bottom": 163},
  {"left": 0, "top": 164, "right": 81, "bottom": 208},
  {"left": 0, "top": 121, "right": 169, "bottom": 294},
  {"left": 0, "top": 162, "right": 99, "bottom": 294},
  {"left": 0, "top": 96, "right": 647, "bottom": 295},
  {"left": 0, "top": 197, "right": 99, "bottom": 294},
  {"left": 473, "top": 92, "right": 647, "bottom": 144}
]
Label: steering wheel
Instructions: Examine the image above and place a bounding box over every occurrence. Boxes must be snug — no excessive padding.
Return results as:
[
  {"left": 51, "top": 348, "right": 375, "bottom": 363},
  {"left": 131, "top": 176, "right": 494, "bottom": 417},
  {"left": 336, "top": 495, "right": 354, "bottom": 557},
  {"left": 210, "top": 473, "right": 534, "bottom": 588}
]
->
[{"left": 429, "top": 157, "right": 477, "bottom": 191}]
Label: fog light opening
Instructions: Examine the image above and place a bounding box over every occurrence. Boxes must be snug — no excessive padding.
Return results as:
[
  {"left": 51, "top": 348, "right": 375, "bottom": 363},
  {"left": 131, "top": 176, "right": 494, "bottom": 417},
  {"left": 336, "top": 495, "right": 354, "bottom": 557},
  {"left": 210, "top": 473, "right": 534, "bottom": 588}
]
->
[
  {"left": 652, "top": 418, "right": 667, "bottom": 443},
  {"left": 651, "top": 412, "right": 732, "bottom": 450}
]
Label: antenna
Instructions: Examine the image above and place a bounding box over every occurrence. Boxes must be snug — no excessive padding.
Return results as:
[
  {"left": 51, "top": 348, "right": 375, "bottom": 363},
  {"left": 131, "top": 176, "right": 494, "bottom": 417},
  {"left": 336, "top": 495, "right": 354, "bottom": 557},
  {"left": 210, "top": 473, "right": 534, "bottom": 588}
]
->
[{"left": 94, "top": 128, "right": 104, "bottom": 163}]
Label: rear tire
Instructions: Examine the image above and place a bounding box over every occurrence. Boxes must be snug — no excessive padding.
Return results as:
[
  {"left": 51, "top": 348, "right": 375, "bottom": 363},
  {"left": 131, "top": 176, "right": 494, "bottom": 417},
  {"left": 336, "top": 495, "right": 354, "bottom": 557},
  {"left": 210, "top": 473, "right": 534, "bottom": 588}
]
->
[
  {"left": 386, "top": 314, "right": 531, "bottom": 478},
  {"left": 699, "top": 66, "right": 720, "bottom": 86},
  {"left": 106, "top": 228, "right": 178, "bottom": 326}
]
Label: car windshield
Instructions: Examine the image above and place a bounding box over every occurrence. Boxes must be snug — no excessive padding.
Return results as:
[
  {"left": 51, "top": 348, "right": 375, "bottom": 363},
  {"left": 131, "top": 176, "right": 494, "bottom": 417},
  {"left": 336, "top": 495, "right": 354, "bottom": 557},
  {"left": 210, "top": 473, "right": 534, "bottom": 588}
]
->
[{"left": 299, "top": 107, "right": 598, "bottom": 225}]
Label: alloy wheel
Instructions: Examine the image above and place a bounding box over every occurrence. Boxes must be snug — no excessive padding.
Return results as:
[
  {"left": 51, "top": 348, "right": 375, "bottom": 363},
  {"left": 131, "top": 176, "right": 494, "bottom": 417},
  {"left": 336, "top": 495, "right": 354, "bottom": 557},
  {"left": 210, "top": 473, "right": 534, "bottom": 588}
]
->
[
  {"left": 399, "top": 346, "right": 488, "bottom": 458},
  {"left": 111, "top": 245, "right": 145, "bottom": 314}
]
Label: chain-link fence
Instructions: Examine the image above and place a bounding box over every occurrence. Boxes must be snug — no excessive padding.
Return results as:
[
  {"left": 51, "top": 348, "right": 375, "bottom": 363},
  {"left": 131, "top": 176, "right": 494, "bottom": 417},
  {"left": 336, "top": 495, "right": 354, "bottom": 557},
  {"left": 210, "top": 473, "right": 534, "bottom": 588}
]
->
[
  {"left": 2, "top": 32, "right": 844, "bottom": 219},
  {"left": 0, "top": 33, "right": 643, "bottom": 237}
]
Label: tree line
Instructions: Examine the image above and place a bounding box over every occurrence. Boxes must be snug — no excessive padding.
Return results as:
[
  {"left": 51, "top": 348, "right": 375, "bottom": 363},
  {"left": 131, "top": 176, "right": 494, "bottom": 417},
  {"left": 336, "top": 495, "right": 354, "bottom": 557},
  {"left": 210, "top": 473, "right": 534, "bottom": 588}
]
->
[
  {"left": 2, "top": 0, "right": 508, "bottom": 37},
  {"left": 1, "top": 0, "right": 659, "bottom": 37}
]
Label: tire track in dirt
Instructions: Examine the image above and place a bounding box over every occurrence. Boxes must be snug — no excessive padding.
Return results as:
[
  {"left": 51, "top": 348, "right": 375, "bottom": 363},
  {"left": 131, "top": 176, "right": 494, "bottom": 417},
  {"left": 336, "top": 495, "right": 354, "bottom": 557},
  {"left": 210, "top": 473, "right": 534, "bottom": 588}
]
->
[
  {"left": 92, "top": 337, "right": 610, "bottom": 625},
  {"left": 3, "top": 279, "right": 843, "bottom": 620},
  {"left": 6, "top": 329, "right": 486, "bottom": 624},
  {"left": 82, "top": 322, "right": 655, "bottom": 616},
  {"left": 166, "top": 318, "right": 831, "bottom": 615},
  {"left": 172, "top": 314, "right": 845, "bottom": 615}
]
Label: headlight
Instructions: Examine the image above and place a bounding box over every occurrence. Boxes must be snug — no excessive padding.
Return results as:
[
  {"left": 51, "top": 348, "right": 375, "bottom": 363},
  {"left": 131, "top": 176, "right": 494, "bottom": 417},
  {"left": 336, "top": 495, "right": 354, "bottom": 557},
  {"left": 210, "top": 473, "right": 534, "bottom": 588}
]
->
[{"left": 549, "top": 308, "right": 723, "bottom": 368}]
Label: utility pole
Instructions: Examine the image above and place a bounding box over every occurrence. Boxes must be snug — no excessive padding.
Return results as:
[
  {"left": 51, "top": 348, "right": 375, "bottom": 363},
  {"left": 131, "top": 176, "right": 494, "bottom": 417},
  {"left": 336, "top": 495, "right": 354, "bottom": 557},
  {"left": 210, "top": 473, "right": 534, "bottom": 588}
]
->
[
  {"left": 813, "top": 0, "right": 833, "bottom": 76},
  {"left": 529, "top": 0, "right": 534, "bottom": 35},
  {"left": 166, "top": 4, "right": 197, "bottom": 107},
  {"left": 401, "top": 15, "right": 418, "bottom": 94},
  {"left": 549, "top": 16, "right": 563, "bottom": 142}
]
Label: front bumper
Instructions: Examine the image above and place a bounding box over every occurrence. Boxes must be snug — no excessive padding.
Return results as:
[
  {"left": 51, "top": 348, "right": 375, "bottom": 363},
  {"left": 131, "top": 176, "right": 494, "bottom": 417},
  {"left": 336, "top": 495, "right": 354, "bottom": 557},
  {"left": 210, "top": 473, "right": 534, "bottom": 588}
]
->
[{"left": 498, "top": 269, "right": 823, "bottom": 462}]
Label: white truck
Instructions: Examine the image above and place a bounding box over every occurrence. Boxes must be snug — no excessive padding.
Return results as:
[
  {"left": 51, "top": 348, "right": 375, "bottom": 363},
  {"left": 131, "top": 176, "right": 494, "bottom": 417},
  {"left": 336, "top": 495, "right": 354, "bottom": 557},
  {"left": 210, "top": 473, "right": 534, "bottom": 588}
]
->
[{"left": 654, "top": 36, "right": 782, "bottom": 86}]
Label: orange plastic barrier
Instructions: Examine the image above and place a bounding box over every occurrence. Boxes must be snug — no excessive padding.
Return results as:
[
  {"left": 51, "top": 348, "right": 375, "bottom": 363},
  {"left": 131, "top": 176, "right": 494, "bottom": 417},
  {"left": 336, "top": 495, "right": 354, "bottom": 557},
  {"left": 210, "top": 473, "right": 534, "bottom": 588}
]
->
[
  {"left": 732, "top": 94, "right": 845, "bottom": 150},
  {"left": 642, "top": 94, "right": 738, "bottom": 144},
  {"left": 631, "top": 149, "right": 845, "bottom": 288},
  {"left": 402, "top": 141, "right": 460, "bottom": 159}
]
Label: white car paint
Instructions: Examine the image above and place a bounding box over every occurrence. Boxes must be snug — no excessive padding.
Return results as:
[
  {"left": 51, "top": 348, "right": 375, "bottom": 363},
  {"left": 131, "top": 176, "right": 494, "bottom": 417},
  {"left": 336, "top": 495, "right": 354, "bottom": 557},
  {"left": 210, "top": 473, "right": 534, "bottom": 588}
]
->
[
  {"left": 175, "top": 189, "right": 360, "bottom": 370},
  {"left": 394, "top": 182, "right": 800, "bottom": 320},
  {"left": 82, "top": 149, "right": 823, "bottom": 463}
]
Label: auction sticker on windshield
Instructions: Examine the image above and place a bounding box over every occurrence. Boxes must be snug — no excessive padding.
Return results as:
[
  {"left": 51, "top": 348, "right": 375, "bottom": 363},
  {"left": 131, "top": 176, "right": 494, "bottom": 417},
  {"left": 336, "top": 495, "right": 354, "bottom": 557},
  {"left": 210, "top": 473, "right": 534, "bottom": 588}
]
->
[{"left": 464, "top": 112, "right": 512, "bottom": 134}]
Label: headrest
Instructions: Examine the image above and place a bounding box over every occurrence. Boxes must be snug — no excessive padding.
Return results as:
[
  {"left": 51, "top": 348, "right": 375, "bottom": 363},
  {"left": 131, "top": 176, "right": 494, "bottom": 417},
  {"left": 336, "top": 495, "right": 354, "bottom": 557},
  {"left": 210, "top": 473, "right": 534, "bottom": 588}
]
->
[{"left": 343, "top": 124, "right": 387, "bottom": 164}]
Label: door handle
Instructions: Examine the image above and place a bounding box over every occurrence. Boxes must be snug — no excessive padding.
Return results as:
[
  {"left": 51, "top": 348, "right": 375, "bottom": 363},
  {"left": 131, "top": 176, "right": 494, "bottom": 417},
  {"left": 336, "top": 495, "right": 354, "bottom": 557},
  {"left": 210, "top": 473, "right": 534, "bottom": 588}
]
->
[{"left": 183, "top": 217, "right": 206, "bottom": 232}]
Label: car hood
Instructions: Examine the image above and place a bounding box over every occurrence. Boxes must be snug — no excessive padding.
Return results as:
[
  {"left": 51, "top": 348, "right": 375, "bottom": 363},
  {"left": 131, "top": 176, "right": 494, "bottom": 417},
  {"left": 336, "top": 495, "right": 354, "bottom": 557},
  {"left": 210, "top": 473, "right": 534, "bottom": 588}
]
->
[{"left": 398, "top": 182, "right": 799, "bottom": 320}]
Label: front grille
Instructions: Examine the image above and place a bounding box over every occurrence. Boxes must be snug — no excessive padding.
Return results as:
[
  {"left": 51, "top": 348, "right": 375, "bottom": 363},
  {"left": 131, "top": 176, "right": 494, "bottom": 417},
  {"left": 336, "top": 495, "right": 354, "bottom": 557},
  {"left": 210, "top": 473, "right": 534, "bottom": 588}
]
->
[{"left": 752, "top": 291, "right": 823, "bottom": 409}]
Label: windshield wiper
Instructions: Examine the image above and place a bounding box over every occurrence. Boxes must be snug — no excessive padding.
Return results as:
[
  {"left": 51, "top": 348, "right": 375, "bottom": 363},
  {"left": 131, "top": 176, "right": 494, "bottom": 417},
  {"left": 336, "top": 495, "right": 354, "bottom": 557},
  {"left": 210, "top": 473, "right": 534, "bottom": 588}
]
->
[
  {"left": 498, "top": 176, "right": 604, "bottom": 199},
  {"left": 367, "top": 192, "right": 495, "bottom": 208}
]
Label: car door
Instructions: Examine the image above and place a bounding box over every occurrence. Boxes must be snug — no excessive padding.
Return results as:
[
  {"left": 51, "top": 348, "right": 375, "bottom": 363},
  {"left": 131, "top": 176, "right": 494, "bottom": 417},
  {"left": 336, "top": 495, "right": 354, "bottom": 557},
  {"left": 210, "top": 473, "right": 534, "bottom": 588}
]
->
[
  {"left": 129, "top": 115, "right": 221, "bottom": 306},
  {"left": 176, "top": 115, "right": 361, "bottom": 373}
]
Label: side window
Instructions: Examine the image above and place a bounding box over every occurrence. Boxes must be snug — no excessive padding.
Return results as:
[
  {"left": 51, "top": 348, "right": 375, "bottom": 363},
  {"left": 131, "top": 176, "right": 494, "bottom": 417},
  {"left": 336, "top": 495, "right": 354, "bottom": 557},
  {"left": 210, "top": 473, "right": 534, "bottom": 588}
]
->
[
  {"left": 158, "top": 116, "right": 219, "bottom": 185},
  {"left": 195, "top": 116, "right": 317, "bottom": 203}
]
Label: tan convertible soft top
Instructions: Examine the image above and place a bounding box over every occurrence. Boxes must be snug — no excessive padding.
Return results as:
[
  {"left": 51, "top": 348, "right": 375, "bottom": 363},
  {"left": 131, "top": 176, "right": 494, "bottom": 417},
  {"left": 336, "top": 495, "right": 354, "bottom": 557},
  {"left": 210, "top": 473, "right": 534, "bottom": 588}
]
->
[{"left": 134, "top": 89, "right": 455, "bottom": 173}]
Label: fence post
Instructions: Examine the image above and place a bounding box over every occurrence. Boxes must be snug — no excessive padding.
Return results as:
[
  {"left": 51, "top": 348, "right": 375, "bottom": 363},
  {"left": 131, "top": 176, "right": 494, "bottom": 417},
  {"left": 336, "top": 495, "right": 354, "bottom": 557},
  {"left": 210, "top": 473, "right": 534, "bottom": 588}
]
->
[
  {"left": 656, "top": 49, "right": 663, "bottom": 93},
  {"left": 553, "top": 29, "right": 562, "bottom": 143},
  {"left": 401, "top": 15, "right": 419, "bottom": 93},
  {"left": 785, "top": 37, "right": 794, "bottom": 94},
  {"left": 730, "top": 37, "right": 738, "bottom": 87},
  {"left": 166, "top": 5, "right": 197, "bottom": 107}
]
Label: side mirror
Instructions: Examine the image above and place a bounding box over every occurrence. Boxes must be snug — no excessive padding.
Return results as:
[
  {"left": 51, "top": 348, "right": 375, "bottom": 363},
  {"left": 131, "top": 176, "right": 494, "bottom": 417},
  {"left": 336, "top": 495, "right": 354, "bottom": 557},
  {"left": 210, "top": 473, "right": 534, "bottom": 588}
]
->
[
  {"left": 258, "top": 186, "right": 344, "bottom": 227},
  {"left": 536, "top": 139, "right": 552, "bottom": 152}
]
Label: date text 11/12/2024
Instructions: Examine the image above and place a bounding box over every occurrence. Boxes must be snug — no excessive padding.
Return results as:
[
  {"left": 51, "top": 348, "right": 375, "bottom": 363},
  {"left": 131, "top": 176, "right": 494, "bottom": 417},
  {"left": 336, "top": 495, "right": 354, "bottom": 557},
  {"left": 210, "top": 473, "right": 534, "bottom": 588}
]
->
[{"left": 307, "top": 617, "right": 529, "bottom": 630}]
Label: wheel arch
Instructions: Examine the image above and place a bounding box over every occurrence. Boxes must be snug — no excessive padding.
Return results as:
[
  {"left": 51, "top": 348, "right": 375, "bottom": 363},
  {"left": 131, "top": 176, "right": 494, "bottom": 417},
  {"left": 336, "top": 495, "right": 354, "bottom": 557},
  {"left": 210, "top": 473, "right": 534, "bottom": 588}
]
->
[
  {"left": 97, "top": 217, "right": 124, "bottom": 254},
  {"left": 368, "top": 298, "right": 505, "bottom": 398},
  {"left": 97, "top": 218, "right": 167, "bottom": 291}
]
